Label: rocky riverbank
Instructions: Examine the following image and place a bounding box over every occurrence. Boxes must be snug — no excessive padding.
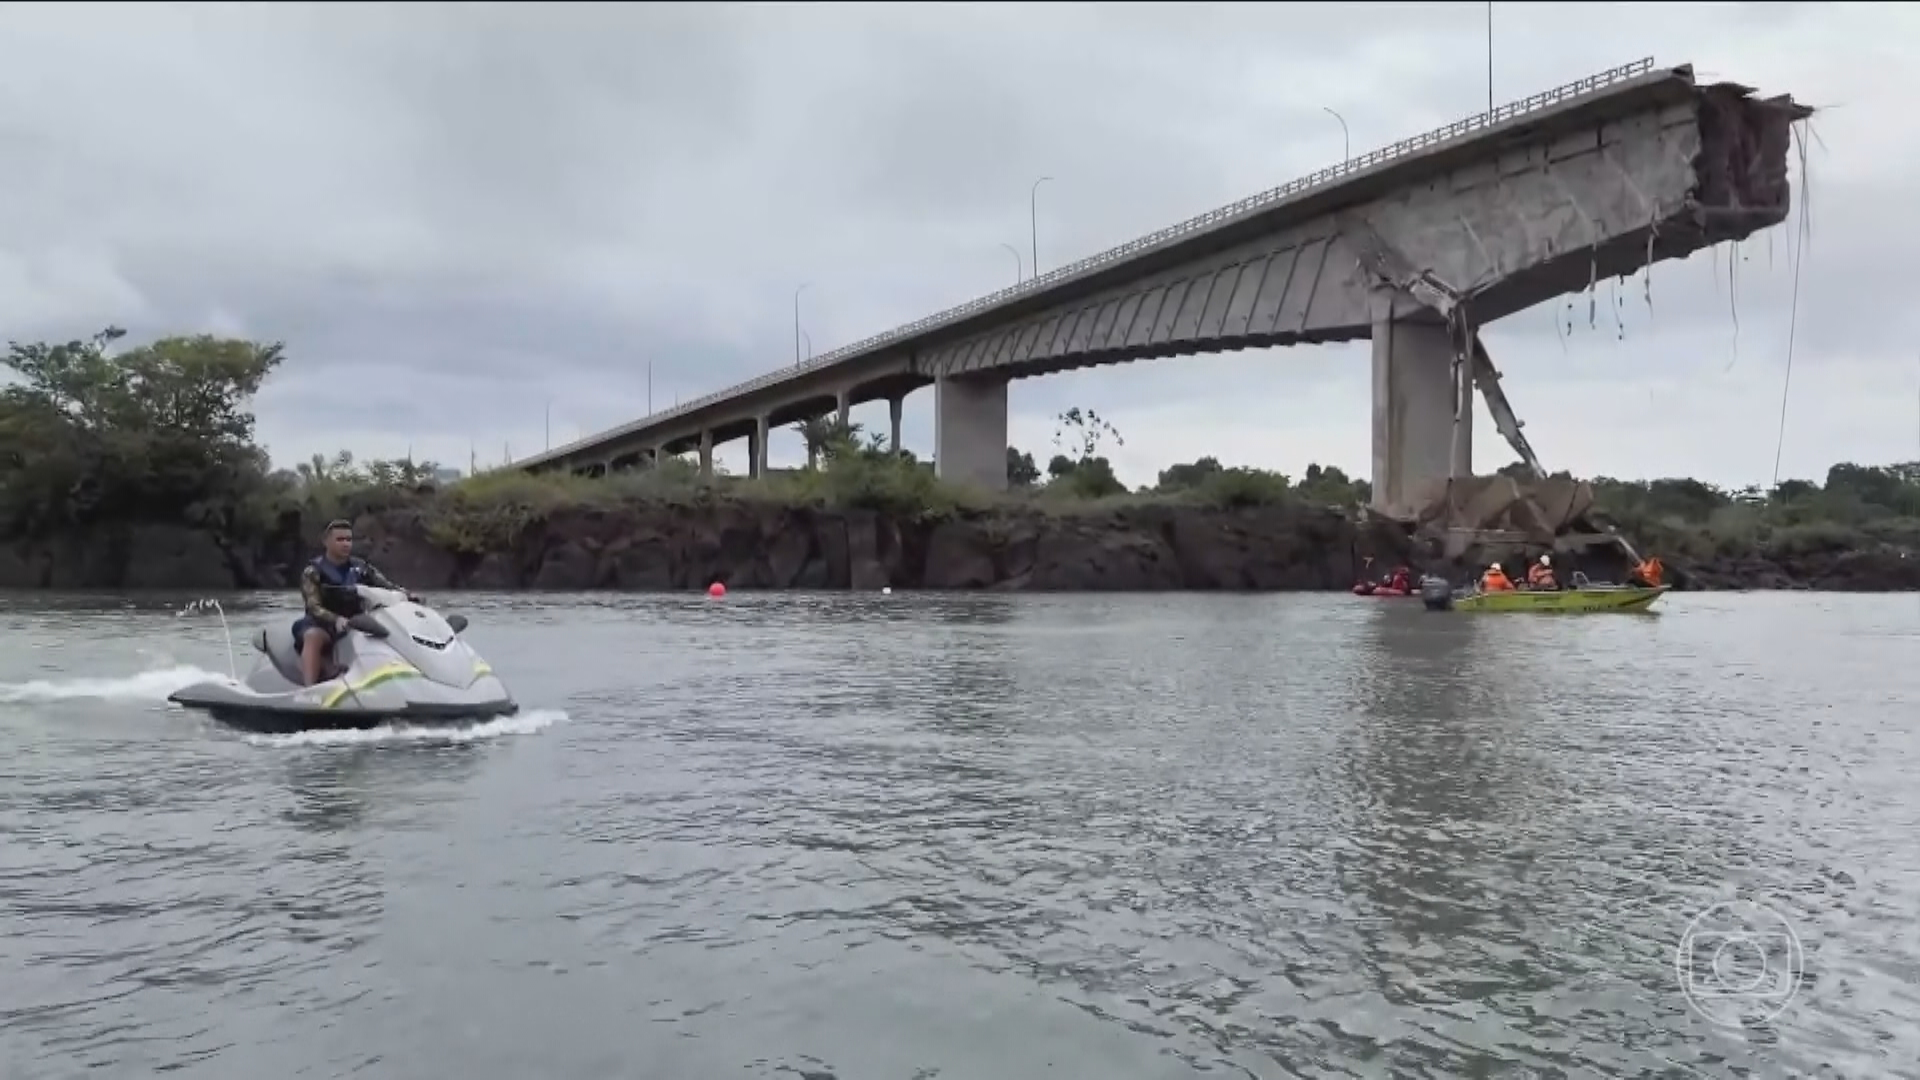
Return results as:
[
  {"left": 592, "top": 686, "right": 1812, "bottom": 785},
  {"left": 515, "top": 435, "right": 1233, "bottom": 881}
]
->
[
  {"left": 0, "top": 499, "right": 1915, "bottom": 592},
  {"left": 0, "top": 502, "right": 1408, "bottom": 592}
]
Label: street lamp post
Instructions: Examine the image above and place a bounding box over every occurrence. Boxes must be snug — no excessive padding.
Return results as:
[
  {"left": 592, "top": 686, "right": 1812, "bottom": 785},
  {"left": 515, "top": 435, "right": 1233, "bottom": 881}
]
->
[
  {"left": 1486, "top": 1, "right": 1495, "bottom": 115},
  {"left": 803, "top": 331, "right": 813, "bottom": 360},
  {"left": 999, "top": 242, "right": 1023, "bottom": 285},
  {"left": 793, "top": 282, "right": 810, "bottom": 368},
  {"left": 1030, "top": 175, "right": 1053, "bottom": 279},
  {"left": 1322, "top": 106, "right": 1350, "bottom": 163}
]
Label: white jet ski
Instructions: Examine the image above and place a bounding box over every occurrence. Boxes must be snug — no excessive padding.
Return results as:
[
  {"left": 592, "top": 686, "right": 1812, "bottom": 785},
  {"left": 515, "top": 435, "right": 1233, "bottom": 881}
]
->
[{"left": 168, "top": 585, "right": 517, "bottom": 733}]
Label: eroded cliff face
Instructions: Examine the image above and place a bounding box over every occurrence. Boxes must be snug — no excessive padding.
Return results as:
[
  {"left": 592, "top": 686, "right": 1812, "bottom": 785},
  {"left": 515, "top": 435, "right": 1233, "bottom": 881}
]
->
[
  {"left": 0, "top": 503, "right": 1409, "bottom": 592},
  {"left": 309, "top": 502, "right": 1409, "bottom": 593},
  {"left": 0, "top": 501, "right": 1912, "bottom": 592}
]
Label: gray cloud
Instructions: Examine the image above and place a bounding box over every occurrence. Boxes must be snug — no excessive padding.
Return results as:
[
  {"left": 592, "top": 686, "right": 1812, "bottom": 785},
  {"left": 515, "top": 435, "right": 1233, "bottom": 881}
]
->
[{"left": 1, "top": 1, "right": 1912, "bottom": 487}]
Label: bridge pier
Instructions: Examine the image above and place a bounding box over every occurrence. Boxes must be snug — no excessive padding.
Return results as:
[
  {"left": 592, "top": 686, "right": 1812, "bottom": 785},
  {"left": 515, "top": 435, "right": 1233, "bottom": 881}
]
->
[
  {"left": 835, "top": 390, "right": 851, "bottom": 430},
  {"left": 749, "top": 414, "right": 769, "bottom": 478},
  {"left": 888, "top": 395, "right": 903, "bottom": 454},
  {"left": 699, "top": 430, "right": 713, "bottom": 477},
  {"left": 1370, "top": 314, "right": 1470, "bottom": 516},
  {"left": 934, "top": 374, "right": 1008, "bottom": 491}
]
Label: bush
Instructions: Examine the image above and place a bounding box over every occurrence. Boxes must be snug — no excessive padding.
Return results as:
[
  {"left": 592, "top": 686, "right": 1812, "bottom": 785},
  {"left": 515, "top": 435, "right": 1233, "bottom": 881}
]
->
[
  {"left": 1765, "top": 520, "right": 1866, "bottom": 559},
  {"left": 1190, "top": 467, "right": 1295, "bottom": 509},
  {"left": 751, "top": 435, "right": 986, "bottom": 520}
]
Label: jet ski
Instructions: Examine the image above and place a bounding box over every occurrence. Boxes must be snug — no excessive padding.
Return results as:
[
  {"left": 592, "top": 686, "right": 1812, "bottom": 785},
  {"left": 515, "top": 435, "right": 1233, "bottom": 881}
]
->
[{"left": 168, "top": 585, "right": 518, "bottom": 734}]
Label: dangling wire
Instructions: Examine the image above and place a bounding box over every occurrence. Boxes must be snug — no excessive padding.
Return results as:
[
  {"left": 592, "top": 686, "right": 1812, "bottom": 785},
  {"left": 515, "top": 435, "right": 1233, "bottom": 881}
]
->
[
  {"left": 1770, "top": 121, "right": 1813, "bottom": 489},
  {"left": 1724, "top": 240, "right": 1743, "bottom": 372}
]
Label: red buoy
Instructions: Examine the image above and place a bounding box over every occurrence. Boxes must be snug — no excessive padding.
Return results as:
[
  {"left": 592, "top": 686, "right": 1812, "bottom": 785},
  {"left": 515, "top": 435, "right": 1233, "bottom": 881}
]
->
[{"left": 707, "top": 581, "right": 726, "bottom": 598}]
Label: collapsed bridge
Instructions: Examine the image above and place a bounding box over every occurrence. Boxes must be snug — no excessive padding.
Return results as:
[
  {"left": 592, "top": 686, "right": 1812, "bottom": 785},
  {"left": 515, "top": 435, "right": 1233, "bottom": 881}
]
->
[{"left": 517, "top": 60, "right": 1812, "bottom": 518}]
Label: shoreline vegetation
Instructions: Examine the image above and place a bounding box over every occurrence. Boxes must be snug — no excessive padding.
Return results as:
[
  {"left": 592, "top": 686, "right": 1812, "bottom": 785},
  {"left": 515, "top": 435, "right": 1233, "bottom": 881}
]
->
[{"left": 2, "top": 329, "right": 1916, "bottom": 592}]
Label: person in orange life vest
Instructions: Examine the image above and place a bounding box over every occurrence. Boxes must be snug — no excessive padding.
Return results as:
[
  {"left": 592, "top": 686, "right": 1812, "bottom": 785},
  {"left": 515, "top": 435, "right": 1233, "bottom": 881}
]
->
[
  {"left": 1480, "top": 562, "right": 1515, "bottom": 591},
  {"left": 1526, "top": 554, "right": 1558, "bottom": 589},
  {"left": 1628, "top": 555, "right": 1664, "bottom": 588}
]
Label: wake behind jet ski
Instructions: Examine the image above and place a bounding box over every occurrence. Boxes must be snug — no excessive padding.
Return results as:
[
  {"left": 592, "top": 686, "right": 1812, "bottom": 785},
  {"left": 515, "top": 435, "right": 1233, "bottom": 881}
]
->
[{"left": 169, "top": 585, "right": 517, "bottom": 734}]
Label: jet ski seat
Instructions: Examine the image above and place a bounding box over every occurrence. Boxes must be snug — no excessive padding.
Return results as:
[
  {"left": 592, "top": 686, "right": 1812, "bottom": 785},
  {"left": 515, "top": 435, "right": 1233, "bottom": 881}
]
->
[{"left": 252, "top": 627, "right": 307, "bottom": 686}]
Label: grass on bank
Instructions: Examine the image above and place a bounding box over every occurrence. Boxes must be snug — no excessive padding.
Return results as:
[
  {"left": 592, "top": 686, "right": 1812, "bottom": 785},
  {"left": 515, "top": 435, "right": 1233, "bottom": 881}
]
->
[
  {"left": 283, "top": 445, "right": 1319, "bottom": 555},
  {"left": 272, "top": 436, "right": 1920, "bottom": 564}
]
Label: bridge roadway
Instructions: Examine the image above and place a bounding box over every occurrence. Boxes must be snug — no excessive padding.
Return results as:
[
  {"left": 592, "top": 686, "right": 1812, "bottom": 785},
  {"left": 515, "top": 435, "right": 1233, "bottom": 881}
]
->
[{"left": 516, "top": 58, "right": 1810, "bottom": 516}]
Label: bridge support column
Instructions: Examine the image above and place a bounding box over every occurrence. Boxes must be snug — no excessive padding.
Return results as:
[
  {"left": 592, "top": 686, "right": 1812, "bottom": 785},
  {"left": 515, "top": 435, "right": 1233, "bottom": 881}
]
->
[
  {"left": 888, "top": 395, "right": 903, "bottom": 454},
  {"left": 699, "top": 431, "right": 713, "bottom": 478},
  {"left": 1370, "top": 315, "right": 1471, "bottom": 516},
  {"left": 934, "top": 374, "right": 1008, "bottom": 491},
  {"left": 749, "top": 414, "right": 769, "bottom": 478},
  {"left": 835, "top": 389, "right": 851, "bottom": 430}
]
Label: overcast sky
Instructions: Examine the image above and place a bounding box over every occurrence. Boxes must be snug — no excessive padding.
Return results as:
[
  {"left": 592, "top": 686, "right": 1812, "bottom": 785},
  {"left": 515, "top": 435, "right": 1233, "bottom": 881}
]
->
[{"left": 1, "top": 1, "right": 1913, "bottom": 488}]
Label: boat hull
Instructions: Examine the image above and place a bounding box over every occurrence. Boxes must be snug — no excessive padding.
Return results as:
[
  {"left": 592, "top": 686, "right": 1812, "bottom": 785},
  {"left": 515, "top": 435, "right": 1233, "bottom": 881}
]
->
[
  {"left": 172, "top": 694, "right": 519, "bottom": 735},
  {"left": 1450, "top": 585, "right": 1670, "bottom": 613}
]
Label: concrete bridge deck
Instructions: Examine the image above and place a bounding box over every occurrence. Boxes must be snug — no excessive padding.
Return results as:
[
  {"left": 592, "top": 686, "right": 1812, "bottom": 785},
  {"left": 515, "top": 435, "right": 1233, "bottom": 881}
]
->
[{"left": 517, "top": 58, "right": 1810, "bottom": 511}]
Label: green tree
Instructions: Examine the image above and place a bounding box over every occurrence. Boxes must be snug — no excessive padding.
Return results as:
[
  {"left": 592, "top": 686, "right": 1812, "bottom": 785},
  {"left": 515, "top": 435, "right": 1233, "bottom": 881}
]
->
[
  {"left": 0, "top": 327, "right": 284, "bottom": 533},
  {"left": 1007, "top": 446, "right": 1040, "bottom": 487},
  {"left": 1042, "top": 408, "right": 1127, "bottom": 497},
  {"left": 1296, "top": 462, "right": 1367, "bottom": 507},
  {"left": 1156, "top": 456, "right": 1224, "bottom": 491},
  {"left": 1053, "top": 407, "right": 1123, "bottom": 460}
]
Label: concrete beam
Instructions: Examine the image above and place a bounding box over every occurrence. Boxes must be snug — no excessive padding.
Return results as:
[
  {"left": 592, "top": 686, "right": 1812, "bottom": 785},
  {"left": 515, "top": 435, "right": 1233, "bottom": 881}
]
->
[{"left": 934, "top": 375, "right": 1008, "bottom": 491}]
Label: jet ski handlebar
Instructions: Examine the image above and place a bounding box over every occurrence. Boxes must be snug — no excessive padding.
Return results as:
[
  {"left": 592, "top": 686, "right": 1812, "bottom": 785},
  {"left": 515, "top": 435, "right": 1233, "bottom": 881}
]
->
[
  {"left": 342, "top": 586, "right": 408, "bottom": 638},
  {"left": 343, "top": 586, "right": 468, "bottom": 637},
  {"left": 355, "top": 585, "right": 409, "bottom": 610}
]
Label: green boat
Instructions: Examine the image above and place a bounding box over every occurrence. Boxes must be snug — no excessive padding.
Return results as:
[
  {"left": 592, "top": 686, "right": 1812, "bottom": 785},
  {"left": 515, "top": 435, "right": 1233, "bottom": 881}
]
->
[{"left": 1449, "top": 584, "right": 1670, "bottom": 613}]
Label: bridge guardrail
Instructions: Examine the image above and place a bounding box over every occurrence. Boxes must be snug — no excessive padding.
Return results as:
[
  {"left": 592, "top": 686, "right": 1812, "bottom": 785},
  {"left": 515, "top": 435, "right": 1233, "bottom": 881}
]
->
[{"left": 528, "top": 56, "right": 1658, "bottom": 465}]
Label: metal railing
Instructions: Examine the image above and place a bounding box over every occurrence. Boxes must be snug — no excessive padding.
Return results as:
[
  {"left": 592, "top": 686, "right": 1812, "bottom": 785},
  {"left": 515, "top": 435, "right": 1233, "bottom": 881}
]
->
[{"left": 527, "top": 56, "right": 1660, "bottom": 466}]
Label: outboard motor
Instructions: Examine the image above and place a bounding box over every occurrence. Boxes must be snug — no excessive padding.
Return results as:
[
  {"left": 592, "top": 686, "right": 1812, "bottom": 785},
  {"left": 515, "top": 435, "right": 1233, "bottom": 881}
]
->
[{"left": 1419, "top": 574, "right": 1454, "bottom": 611}]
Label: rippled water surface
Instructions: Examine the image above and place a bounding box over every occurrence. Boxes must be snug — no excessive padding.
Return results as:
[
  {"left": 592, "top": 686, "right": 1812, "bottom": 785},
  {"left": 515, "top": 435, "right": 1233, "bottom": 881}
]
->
[{"left": 3, "top": 589, "right": 1918, "bottom": 1079}]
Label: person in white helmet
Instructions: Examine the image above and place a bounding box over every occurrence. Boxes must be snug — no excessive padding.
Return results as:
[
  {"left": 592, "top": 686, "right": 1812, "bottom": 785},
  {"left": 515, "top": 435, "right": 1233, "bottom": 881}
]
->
[
  {"left": 1479, "top": 562, "right": 1515, "bottom": 591},
  {"left": 1526, "top": 553, "right": 1559, "bottom": 589}
]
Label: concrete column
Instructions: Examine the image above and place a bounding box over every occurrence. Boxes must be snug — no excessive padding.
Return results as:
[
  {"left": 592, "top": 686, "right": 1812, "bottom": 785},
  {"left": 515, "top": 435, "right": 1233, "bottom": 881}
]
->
[
  {"left": 749, "top": 414, "right": 769, "bottom": 478},
  {"left": 699, "top": 430, "right": 714, "bottom": 477},
  {"left": 933, "top": 374, "right": 1009, "bottom": 490},
  {"left": 888, "top": 395, "right": 904, "bottom": 454},
  {"left": 649, "top": 447, "right": 663, "bottom": 470},
  {"left": 835, "top": 389, "right": 851, "bottom": 430},
  {"left": 1370, "top": 315, "right": 1467, "bottom": 515}
]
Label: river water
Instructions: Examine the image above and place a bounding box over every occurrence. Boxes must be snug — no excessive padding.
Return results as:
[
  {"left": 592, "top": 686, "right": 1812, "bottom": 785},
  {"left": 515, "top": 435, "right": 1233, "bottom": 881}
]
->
[{"left": 2, "top": 590, "right": 1917, "bottom": 1079}]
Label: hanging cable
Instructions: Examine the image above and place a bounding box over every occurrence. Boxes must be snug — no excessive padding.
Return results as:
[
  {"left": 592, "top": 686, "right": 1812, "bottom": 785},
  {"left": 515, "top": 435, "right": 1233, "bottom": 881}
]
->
[
  {"left": 1770, "top": 121, "right": 1813, "bottom": 488},
  {"left": 1724, "top": 241, "right": 1742, "bottom": 372}
]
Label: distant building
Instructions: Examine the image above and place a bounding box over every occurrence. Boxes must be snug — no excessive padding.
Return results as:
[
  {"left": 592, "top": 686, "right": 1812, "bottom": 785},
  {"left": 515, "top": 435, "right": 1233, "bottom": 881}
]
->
[{"left": 433, "top": 466, "right": 463, "bottom": 484}]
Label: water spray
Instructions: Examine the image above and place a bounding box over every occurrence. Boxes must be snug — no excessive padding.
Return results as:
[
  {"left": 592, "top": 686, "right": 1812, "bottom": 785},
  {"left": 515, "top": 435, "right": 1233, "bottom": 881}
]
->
[{"left": 176, "top": 598, "right": 239, "bottom": 682}]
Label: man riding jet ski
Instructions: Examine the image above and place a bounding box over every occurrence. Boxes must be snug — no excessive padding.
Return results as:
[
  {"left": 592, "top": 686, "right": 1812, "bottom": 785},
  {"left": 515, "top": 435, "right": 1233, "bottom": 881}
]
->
[
  {"left": 299, "top": 518, "right": 414, "bottom": 685},
  {"left": 168, "top": 519, "right": 517, "bottom": 733}
]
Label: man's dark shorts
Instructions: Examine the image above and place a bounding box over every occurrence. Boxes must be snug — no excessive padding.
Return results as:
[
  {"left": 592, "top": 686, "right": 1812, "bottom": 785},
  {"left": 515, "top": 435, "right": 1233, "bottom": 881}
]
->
[{"left": 290, "top": 616, "right": 340, "bottom": 654}]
